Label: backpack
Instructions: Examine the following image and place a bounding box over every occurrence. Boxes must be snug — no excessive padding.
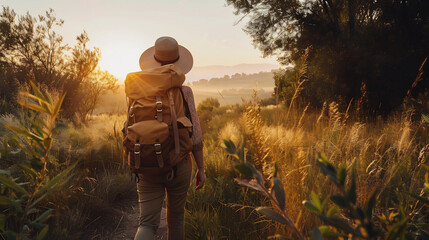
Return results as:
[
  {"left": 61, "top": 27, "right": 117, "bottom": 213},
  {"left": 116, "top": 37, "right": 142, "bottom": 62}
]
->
[{"left": 122, "top": 64, "right": 193, "bottom": 174}]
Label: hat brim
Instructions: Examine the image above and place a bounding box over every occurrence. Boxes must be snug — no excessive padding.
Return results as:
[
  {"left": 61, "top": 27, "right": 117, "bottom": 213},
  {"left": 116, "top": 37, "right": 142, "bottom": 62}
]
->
[{"left": 139, "top": 45, "right": 193, "bottom": 74}]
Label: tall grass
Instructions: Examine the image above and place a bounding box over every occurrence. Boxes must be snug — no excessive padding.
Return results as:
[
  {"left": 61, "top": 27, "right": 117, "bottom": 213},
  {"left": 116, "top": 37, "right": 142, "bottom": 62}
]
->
[
  {"left": 46, "top": 114, "right": 136, "bottom": 239},
  {"left": 211, "top": 98, "right": 428, "bottom": 238},
  {"left": 2, "top": 84, "right": 426, "bottom": 239}
]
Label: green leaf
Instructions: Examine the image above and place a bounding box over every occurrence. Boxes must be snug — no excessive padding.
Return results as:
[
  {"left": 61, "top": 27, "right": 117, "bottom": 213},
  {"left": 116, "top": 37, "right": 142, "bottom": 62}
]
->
[
  {"left": 1, "top": 138, "right": 8, "bottom": 159},
  {"left": 365, "top": 190, "right": 378, "bottom": 218},
  {"left": 27, "top": 221, "right": 45, "bottom": 230},
  {"left": 32, "top": 209, "right": 53, "bottom": 223},
  {"left": 271, "top": 177, "right": 286, "bottom": 211},
  {"left": 273, "top": 162, "right": 278, "bottom": 178},
  {"left": 255, "top": 207, "right": 288, "bottom": 225},
  {"left": 17, "top": 164, "right": 39, "bottom": 179},
  {"left": 52, "top": 93, "right": 66, "bottom": 117},
  {"left": 0, "top": 175, "right": 29, "bottom": 195},
  {"left": 321, "top": 197, "right": 329, "bottom": 212},
  {"left": 0, "top": 196, "right": 10, "bottom": 206},
  {"left": 337, "top": 164, "right": 347, "bottom": 186},
  {"left": 318, "top": 215, "right": 356, "bottom": 235},
  {"left": 10, "top": 198, "right": 24, "bottom": 213},
  {"left": 303, "top": 200, "right": 320, "bottom": 213},
  {"left": 347, "top": 162, "right": 357, "bottom": 204},
  {"left": 251, "top": 167, "right": 264, "bottom": 185},
  {"left": 37, "top": 163, "right": 76, "bottom": 194},
  {"left": 311, "top": 227, "right": 322, "bottom": 240},
  {"left": 234, "top": 163, "right": 254, "bottom": 178},
  {"left": 406, "top": 192, "right": 429, "bottom": 205},
  {"left": 26, "top": 83, "right": 51, "bottom": 113},
  {"left": 37, "top": 224, "right": 49, "bottom": 240},
  {"left": 222, "top": 139, "right": 237, "bottom": 155},
  {"left": 327, "top": 205, "right": 340, "bottom": 217},
  {"left": 0, "top": 214, "right": 5, "bottom": 231},
  {"left": 331, "top": 194, "right": 347, "bottom": 208},
  {"left": 30, "top": 164, "right": 76, "bottom": 209},
  {"left": 19, "top": 91, "right": 51, "bottom": 113},
  {"left": 318, "top": 225, "right": 344, "bottom": 238},
  {"left": 240, "top": 146, "right": 246, "bottom": 163},
  {"left": 30, "top": 82, "right": 46, "bottom": 100},
  {"left": 316, "top": 157, "right": 337, "bottom": 182},
  {"left": 0, "top": 169, "right": 11, "bottom": 176},
  {"left": 4, "top": 125, "right": 30, "bottom": 137},
  {"left": 45, "top": 90, "right": 53, "bottom": 104},
  {"left": 28, "top": 131, "right": 44, "bottom": 142},
  {"left": 310, "top": 191, "right": 322, "bottom": 211},
  {"left": 30, "top": 174, "right": 73, "bottom": 209},
  {"left": 234, "top": 178, "right": 264, "bottom": 192},
  {"left": 422, "top": 114, "right": 429, "bottom": 123},
  {"left": 386, "top": 216, "right": 408, "bottom": 240},
  {"left": 43, "top": 137, "right": 52, "bottom": 151},
  {"left": 18, "top": 102, "right": 47, "bottom": 113},
  {"left": 27, "top": 208, "right": 38, "bottom": 215}
]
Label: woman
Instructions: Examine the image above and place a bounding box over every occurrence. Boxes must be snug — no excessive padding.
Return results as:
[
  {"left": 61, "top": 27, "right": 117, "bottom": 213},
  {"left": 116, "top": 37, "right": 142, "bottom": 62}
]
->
[{"left": 133, "top": 36, "right": 205, "bottom": 240}]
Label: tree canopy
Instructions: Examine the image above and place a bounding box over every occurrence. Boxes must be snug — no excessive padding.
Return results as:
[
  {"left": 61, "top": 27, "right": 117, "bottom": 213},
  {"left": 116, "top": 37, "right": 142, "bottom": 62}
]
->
[
  {"left": 227, "top": 0, "right": 429, "bottom": 114},
  {"left": 0, "top": 7, "right": 118, "bottom": 122}
]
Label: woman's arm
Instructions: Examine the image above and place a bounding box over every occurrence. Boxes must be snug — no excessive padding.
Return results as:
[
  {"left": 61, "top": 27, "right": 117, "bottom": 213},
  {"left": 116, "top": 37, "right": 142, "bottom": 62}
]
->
[{"left": 182, "top": 86, "right": 205, "bottom": 190}]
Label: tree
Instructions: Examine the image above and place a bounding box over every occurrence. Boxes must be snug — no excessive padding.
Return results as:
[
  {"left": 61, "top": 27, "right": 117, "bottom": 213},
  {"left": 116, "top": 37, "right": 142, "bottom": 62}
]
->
[
  {"left": 0, "top": 7, "right": 68, "bottom": 114},
  {"left": 226, "top": 0, "right": 429, "bottom": 114},
  {"left": 62, "top": 31, "right": 101, "bottom": 120},
  {"left": 76, "top": 69, "right": 118, "bottom": 123},
  {"left": 0, "top": 7, "right": 68, "bottom": 88},
  {"left": 0, "top": 7, "right": 118, "bottom": 121}
]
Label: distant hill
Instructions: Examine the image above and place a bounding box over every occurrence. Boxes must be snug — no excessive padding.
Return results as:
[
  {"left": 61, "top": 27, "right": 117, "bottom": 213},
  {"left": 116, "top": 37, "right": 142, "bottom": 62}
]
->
[
  {"left": 190, "top": 71, "right": 274, "bottom": 89},
  {"left": 96, "top": 67, "right": 279, "bottom": 113},
  {"left": 186, "top": 63, "right": 280, "bottom": 83},
  {"left": 188, "top": 71, "right": 275, "bottom": 105}
]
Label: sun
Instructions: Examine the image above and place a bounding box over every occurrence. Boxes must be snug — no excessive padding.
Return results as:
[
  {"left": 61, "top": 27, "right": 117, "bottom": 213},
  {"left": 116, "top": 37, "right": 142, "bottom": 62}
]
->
[{"left": 96, "top": 38, "right": 152, "bottom": 83}]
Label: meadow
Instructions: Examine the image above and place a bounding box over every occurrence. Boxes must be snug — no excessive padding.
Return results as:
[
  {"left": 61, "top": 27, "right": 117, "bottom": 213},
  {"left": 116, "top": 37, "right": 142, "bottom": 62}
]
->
[
  {"left": 1, "top": 2, "right": 428, "bottom": 239},
  {"left": 1, "top": 88, "right": 427, "bottom": 239}
]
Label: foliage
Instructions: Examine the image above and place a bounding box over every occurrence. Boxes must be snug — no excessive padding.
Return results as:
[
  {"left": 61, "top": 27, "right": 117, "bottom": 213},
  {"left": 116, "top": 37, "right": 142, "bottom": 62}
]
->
[
  {"left": 0, "top": 6, "right": 118, "bottom": 122},
  {"left": 197, "top": 97, "right": 221, "bottom": 134},
  {"left": 243, "top": 103, "right": 272, "bottom": 174},
  {"left": 222, "top": 139, "right": 304, "bottom": 240},
  {"left": 75, "top": 68, "right": 119, "bottom": 123},
  {"left": 0, "top": 82, "right": 75, "bottom": 239},
  {"left": 304, "top": 154, "right": 429, "bottom": 240},
  {"left": 226, "top": 0, "right": 429, "bottom": 114},
  {"left": 185, "top": 138, "right": 272, "bottom": 239},
  {"left": 223, "top": 138, "right": 429, "bottom": 239}
]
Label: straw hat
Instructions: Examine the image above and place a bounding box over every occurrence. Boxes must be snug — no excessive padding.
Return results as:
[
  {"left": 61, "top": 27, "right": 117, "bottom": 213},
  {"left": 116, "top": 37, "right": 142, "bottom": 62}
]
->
[{"left": 139, "top": 36, "right": 193, "bottom": 74}]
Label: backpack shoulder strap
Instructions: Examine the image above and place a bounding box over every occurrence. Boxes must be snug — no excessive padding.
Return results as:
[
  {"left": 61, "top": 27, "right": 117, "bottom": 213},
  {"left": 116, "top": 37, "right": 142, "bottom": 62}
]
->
[
  {"left": 167, "top": 89, "right": 180, "bottom": 154},
  {"left": 179, "top": 87, "right": 192, "bottom": 124}
]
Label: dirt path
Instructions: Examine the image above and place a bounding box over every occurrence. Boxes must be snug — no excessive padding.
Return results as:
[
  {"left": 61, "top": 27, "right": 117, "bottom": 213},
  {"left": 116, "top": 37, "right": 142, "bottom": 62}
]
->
[{"left": 112, "top": 204, "right": 167, "bottom": 240}]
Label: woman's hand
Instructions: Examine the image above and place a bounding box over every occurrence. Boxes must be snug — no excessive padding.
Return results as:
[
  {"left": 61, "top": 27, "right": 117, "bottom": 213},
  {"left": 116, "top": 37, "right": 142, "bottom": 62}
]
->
[{"left": 195, "top": 168, "right": 205, "bottom": 190}]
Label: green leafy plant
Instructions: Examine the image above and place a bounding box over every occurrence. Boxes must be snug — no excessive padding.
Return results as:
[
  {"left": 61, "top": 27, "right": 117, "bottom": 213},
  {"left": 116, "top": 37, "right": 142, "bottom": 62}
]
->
[
  {"left": 0, "top": 82, "right": 75, "bottom": 239},
  {"left": 222, "top": 139, "right": 304, "bottom": 240},
  {"left": 223, "top": 139, "right": 429, "bottom": 240},
  {"left": 305, "top": 154, "right": 428, "bottom": 240},
  {"left": 303, "top": 154, "right": 381, "bottom": 239}
]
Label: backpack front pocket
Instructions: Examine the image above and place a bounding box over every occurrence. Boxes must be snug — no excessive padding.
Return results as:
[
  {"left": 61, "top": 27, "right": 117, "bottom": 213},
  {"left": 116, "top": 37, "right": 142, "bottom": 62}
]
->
[
  {"left": 127, "top": 120, "right": 169, "bottom": 144},
  {"left": 126, "top": 120, "right": 172, "bottom": 169}
]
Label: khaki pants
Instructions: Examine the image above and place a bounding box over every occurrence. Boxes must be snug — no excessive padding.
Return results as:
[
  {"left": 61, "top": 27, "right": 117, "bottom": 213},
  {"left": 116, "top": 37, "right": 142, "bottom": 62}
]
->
[{"left": 134, "top": 157, "right": 192, "bottom": 240}]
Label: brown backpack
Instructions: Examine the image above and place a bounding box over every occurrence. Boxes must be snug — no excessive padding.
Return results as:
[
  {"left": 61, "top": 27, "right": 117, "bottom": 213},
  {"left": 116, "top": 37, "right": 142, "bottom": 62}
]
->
[{"left": 122, "top": 64, "right": 193, "bottom": 174}]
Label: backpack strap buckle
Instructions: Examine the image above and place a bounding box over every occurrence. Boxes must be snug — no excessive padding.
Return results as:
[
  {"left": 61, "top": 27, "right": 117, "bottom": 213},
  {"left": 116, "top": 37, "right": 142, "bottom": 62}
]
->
[
  {"left": 134, "top": 143, "right": 141, "bottom": 169},
  {"left": 154, "top": 143, "right": 164, "bottom": 167},
  {"left": 155, "top": 96, "right": 163, "bottom": 122}
]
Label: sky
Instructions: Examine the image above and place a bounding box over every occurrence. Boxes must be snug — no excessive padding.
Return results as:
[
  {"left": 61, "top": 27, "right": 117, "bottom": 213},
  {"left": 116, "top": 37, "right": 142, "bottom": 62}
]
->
[{"left": 2, "top": 0, "right": 279, "bottom": 80}]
